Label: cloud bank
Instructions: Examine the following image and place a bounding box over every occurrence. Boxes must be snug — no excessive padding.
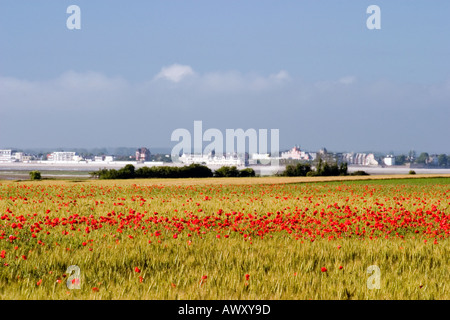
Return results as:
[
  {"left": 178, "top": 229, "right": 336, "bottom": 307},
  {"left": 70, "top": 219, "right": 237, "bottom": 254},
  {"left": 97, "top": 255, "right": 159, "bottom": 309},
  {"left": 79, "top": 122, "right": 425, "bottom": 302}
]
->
[
  {"left": 0, "top": 64, "right": 449, "bottom": 153},
  {"left": 154, "top": 64, "right": 195, "bottom": 83}
]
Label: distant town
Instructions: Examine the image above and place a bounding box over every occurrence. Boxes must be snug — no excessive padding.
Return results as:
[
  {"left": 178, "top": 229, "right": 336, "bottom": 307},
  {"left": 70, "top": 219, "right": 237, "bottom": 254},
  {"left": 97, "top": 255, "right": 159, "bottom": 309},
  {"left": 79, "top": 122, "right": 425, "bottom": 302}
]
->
[{"left": 0, "top": 146, "right": 448, "bottom": 169}]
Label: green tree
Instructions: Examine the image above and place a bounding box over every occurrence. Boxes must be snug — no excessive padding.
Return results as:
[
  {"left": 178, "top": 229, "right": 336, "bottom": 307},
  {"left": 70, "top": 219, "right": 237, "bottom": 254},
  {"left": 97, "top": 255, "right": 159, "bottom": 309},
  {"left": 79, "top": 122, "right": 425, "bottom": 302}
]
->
[
  {"left": 297, "top": 163, "right": 312, "bottom": 176},
  {"left": 408, "top": 150, "right": 416, "bottom": 162},
  {"left": 118, "top": 164, "right": 135, "bottom": 179},
  {"left": 181, "top": 164, "right": 213, "bottom": 178},
  {"left": 306, "top": 171, "right": 317, "bottom": 177},
  {"left": 438, "top": 154, "right": 448, "bottom": 167},
  {"left": 395, "top": 155, "right": 406, "bottom": 165},
  {"left": 416, "top": 152, "right": 429, "bottom": 165},
  {"left": 214, "top": 166, "right": 240, "bottom": 177},
  {"left": 315, "top": 158, "right": 324, "bottom": 175},
  {"left": 239, "top": 168, "right": 256, "bottom": 177},
  {"left": 283, "top": 163, "right": 312, "bottom": 177},
  {"left": 284, "top": 165, "right": 297, "bottom": 177},
  {"left": 338, "top": 162, "right": 348, "bottom": 176}
]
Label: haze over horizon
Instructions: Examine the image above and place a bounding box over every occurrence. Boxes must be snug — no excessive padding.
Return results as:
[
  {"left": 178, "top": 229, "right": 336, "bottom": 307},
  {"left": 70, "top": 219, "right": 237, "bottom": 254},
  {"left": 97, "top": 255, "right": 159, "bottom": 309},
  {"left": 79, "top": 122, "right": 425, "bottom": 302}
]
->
[{"left": 1, "top": 1, "right": 449, "bottom": 155}]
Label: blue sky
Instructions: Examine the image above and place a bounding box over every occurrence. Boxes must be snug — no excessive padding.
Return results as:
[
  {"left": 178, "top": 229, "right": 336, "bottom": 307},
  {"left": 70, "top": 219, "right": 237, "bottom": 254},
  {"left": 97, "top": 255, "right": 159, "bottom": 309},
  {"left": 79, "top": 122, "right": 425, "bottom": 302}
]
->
[{"left": 1, "top": 1, "right": 450, "bottom": 154}]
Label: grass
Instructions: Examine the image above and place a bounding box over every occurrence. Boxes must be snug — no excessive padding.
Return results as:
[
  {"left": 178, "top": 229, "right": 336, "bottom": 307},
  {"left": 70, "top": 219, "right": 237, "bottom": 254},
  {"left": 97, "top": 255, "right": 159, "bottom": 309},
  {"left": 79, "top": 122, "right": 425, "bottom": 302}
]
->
[{"left": 2, "top": 237, "right": 447, "bottom": 300}]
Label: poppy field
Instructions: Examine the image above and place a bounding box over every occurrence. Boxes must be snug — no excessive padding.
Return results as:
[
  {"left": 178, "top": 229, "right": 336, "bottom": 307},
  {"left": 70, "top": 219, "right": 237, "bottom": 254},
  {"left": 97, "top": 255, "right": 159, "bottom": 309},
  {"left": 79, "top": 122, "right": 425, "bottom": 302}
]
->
[{"left": 0, "top": 177, "right": 449, "bottom": 299}]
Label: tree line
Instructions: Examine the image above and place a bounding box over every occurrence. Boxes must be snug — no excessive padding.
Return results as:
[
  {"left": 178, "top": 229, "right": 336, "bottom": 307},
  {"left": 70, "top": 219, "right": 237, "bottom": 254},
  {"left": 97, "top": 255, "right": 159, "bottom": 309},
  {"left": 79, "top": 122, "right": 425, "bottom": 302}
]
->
[
  {"left": 281, "top": 160, "right": 367, "bottom": 177},
  {"left": 395, "top": 152, "right": 449, "bottom": 167},
  {"left": 90, "top": 164, "right": 255, "bottom": 179}
]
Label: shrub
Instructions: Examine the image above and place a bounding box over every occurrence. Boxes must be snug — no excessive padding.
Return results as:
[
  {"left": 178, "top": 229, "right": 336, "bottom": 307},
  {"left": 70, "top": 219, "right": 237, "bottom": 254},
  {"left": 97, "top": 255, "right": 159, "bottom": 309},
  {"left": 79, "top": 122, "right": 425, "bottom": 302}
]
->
[
  {"left": 29, "top": 171, "right": 41, "bottom": 180},
  {"left": 283, "top": 161, "right": 347, "bottom": 177},
  {"left": 409, "top": 170, "right": 416, "bottom": 175},
  {"left": 214, "top": 166, "right": 240, "bottom": 178},
  {"left": 351, "top": 170, "right": 370, "bottom": 176},
  {"left": 180, "top": 164, "right": 213, "bottom": 178}
]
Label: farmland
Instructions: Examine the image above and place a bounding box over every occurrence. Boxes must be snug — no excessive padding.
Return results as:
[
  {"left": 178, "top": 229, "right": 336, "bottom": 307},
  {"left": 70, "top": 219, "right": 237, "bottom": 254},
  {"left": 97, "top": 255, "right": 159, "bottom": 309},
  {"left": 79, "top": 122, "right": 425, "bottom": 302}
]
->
[{"left": 0, "top": 176, "right": 449, "bottom": 299}]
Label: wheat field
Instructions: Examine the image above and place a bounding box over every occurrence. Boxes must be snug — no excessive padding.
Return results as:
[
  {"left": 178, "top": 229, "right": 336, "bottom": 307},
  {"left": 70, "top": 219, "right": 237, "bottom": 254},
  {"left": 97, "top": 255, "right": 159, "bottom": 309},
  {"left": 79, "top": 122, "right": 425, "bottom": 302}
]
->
[{"left": 0, "top": 176, "right": 448, "bottom": 299}]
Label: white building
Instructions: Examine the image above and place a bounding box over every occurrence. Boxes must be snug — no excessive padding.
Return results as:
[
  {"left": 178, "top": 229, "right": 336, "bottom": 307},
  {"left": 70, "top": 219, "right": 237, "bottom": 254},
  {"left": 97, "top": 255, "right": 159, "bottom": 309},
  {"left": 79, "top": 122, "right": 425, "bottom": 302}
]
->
[
  {"left": 47, "top": 152, "right": 77, "bottom": 162},
  {"left": 281, "top": 146, "right": 311, "bottom": 160},
  {"left": 309, "top": 152, "right": 318, "bottom": 161},
  {"left": 0, "top": 150, "right": 12, "bottom": 162},
  {"left": 383, "top": 155, "right": 396, "bottom": 166},
  {"left": 365, "top": 154, "right": 379, "bottom": 166},
  {"left": 251, "top": 153, "right": 271, "bottom": 160},
  {"left": 342, "top": 152, "right": 379, "bottom": 166},
  {"left": 179, "top": 153, "right": 244, "bottom": 167},
  {"left": 13, "top": 152, "right": 23, "bottom": 162},
  {"left": 248, "top": 153, "right": 271, "bottom": 165},
  {"left": 93, "top": 155, "right": 114, "bottom": 163}
]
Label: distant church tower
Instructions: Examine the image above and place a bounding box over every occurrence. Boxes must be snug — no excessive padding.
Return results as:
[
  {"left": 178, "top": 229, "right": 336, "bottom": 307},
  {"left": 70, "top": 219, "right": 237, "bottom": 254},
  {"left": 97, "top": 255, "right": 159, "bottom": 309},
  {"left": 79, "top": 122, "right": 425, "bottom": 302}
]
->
[{"left": 136, "top": 147, "right": 151, "bottom": 162}]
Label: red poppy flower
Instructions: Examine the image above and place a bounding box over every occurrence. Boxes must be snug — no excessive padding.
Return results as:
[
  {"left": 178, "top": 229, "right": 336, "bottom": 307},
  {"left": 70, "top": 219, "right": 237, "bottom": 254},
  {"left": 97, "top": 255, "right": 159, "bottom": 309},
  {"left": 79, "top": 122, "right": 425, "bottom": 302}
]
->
[
  {"left": 245, "top": 274, "right": 250, "bottom": 281},
  {"left": 134, "top": 267, "right": 141, "bottom": 273},
  {"left": 321, "top": 267, "right": 327, "bottom": 272}
]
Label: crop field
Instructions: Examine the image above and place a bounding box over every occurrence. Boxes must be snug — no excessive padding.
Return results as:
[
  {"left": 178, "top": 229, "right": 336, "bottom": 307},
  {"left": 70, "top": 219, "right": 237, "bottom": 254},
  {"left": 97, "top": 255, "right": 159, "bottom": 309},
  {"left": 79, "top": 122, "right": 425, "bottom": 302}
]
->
[{"left": 0, "top": 176, "right": 449, "bottom": 299}]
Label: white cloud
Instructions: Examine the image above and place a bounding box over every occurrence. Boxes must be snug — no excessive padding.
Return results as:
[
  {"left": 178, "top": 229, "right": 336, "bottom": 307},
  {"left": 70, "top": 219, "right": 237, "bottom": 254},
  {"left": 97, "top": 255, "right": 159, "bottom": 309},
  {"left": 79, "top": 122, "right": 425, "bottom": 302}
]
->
[
  {"left": 0, "top": 71, "right": 129, "bottom": 112},
  {"left": 338, "top": 76, "right": 356, "bottom": 85},
  {"left": 154, "top": 64, "right": 195, "bottom": 83},
  {"left": 270, "top": 70, "right": 291, "bottom": 82},
  {"left": 200, "top": 71, "right": 245, "bottom": 92},
  {"left": 194, "top": 70, "right": 291, "bottom": 93},
  {"left": 56, "top": 71, "right": 128, "bottom": 91},
  {"left": 151, "top": 65, "right": 291, "bottom": 92}
]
